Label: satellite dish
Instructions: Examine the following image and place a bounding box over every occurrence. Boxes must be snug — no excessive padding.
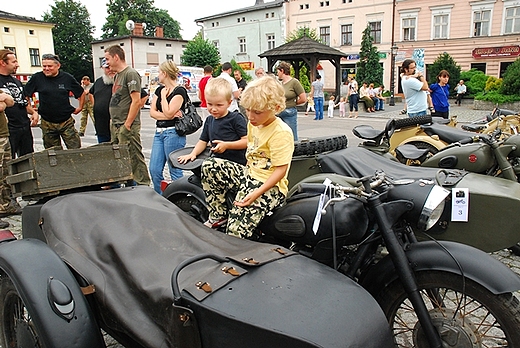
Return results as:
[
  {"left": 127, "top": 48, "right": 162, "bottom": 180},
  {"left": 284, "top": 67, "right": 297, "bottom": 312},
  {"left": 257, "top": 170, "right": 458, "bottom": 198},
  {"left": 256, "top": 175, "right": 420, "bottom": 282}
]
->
[
  {"left": 142, "top": 23, "right": 147, "bottom": 30},
  {"left": 125, "top": 20, "right": 135, "bottom": 31}
]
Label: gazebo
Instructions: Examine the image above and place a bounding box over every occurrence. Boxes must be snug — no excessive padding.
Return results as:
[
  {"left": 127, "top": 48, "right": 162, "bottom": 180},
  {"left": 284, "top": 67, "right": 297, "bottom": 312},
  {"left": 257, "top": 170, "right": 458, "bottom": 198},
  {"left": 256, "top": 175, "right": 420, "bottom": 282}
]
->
[{"left": 259, "top": 36, "right": 348, "bottom": 99}]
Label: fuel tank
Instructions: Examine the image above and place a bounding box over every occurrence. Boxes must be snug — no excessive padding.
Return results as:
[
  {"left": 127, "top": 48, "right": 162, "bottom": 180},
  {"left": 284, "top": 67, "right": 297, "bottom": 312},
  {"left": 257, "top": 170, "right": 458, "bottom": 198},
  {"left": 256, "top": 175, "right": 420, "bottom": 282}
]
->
[{"left": 422, "top": 142, "right": 495, "bottom": 173}]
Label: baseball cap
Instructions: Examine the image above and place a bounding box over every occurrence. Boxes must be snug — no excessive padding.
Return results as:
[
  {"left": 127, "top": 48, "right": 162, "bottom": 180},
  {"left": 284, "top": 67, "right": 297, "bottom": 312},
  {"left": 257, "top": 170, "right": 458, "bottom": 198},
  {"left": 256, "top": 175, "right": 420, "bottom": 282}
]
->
[{"left": 101, "top": 58, "right": 109, "bottom": 68}]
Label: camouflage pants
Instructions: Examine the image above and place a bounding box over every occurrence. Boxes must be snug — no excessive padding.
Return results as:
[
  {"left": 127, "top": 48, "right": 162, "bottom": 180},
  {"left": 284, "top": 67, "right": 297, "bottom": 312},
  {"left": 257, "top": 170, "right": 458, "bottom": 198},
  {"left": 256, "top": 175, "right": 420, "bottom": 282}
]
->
[
  {"left": 111, "top": 123, "right": 151, "bottom": 186},
  {"left": 201, "top": 157, "right": 285, "bottom": 239},
  {"left": 80, "top": 103, "right": 95, "bottom": 134},
  {"left": 40, "top": 117, "right": 81, "bottom": 149},
  {"left": 0, "top": 137, "right": 12, "bottom": 209}
]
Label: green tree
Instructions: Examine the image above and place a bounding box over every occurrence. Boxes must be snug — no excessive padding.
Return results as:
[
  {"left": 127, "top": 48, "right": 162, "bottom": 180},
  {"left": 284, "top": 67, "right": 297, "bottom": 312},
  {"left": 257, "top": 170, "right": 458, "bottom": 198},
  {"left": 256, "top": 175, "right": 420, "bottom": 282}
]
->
[
  {"left": 102, "top": 0, "right": 181, "bottom": 39},
  {"left": 285, "top": 27, "right": 321, "bottom": 43},
  {"left": 181, "top": 36, "right": 220, "bottom": 68},
  {"left": 500, "top": 57, "right": 520, "bottom": 96},
  {"left": 356, "top": 25, "right": 383, "bottom": 85},
  {"left": 427, "top": 52, "right": 460, "bottom": 95},
  {"left": 43, "top": 0, "right": 94, "bottom": 81}
]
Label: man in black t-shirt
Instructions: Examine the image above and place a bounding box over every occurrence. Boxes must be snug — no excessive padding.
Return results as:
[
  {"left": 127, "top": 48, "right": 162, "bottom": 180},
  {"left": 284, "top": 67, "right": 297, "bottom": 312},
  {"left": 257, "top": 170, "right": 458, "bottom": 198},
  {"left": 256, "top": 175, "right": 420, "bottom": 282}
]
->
[
  {"left": 24, "top": 54, "right": 84, "bottom": 149},
  {"left": 0, "top": 49, "right": 38, "bottom": 157},
  {"left": 90, "top": 58, "right": 114, "bottom": 143}
]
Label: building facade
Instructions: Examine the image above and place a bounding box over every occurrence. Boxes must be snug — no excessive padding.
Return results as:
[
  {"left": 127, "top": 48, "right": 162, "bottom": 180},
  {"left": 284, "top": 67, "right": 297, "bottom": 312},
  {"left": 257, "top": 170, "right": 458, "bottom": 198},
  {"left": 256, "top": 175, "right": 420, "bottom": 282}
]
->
[{"left": 0, "top": 10, "right": 54, "bottom": 82}]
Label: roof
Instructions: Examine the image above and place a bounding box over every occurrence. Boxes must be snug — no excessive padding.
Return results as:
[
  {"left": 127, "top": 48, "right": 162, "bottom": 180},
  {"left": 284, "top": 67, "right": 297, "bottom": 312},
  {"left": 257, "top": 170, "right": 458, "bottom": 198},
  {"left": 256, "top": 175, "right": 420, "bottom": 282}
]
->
[
  {"left": 195, "top": 0, "right": 286, "bottom": 22},
  {"left": 92, "top": 36, "right": 188, "bottom": 44},
  {"left": 0, "top": 10, "right": 53, "bottom": 25},
  {"left": 259, "top": 36, "right": 347, "bottom": 59}
]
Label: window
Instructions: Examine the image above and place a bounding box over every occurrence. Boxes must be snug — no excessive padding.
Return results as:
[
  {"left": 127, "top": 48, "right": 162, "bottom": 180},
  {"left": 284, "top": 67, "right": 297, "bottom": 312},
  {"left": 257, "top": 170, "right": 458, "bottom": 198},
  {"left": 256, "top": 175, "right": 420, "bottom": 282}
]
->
[
  {"left": 3, "top": 27, "right": 9, "bottom": 33},
  {"left": 238, "top": 37, "right": 246, "bottom": 54},
  {"left": 433, "top": 15, "right": 449, "bottom": 38},
  {"left": 320, "top": 1, "right": 330, "bottom": 6},
  {"left": 99, "top": 57, "right": 105, "bottom": 67},
  {"left": 4, "top": 47, "right": 16, "bottom": 55},
  {"left": 267, "top": 34, "right": 275, "bottom": 50},
  {"left": 100, "top": 45, "right": 104, "bottom": 49},
  {"left": 271, "top": 12, "right": 275, "bottom": 17},
  {"left": 212, "top": 40, "right": 220, "bottom": 52},
  {"left": 148, "top": 42, "right": 155, "bottom": 46},
  {"left": 504, "top": 6, "right": 520, "bottom": 34},
  {"left": 237, "top": 18, "right": 241, "bottom": 23},
  {"left": 166, "top": 43, "right": 172, "bottom": 47},
  {"left": 402, "top": 18, "right": 416, "bottom": 41},
  {"left": 369, "top": 21, "right": 382, "bottom": 44},
  {"left": 473, "top": 10, "right": 490, "bottom": 36},
  {"left": 320, "top": 26, "right": 330, "bottom": 46},
  {"left": 29, "top": 48, "right": 40, "bottom": 67},
  {"left": 166, "top": 54, "right": 174, "bottom": 61},
  {"left": 500, "top": 62, "right": 513, "bottom": 78},
  {"left": 471, "top": 62, "right": 486, "bottom": 73},
  {"left": 343, "top": 0, "right": 353, "bottom": 2},
  {"left": 146, "top": 53, "right": 159, "bottom": 65},
  {"left": 29, "top": 30, "right": 34, "bottom": 35},
  {"left": 266, "top": 13, "right": 270, "bottom": 18},
  {"left": 341, "top": 24, "right": 352, "bottom": 46}
]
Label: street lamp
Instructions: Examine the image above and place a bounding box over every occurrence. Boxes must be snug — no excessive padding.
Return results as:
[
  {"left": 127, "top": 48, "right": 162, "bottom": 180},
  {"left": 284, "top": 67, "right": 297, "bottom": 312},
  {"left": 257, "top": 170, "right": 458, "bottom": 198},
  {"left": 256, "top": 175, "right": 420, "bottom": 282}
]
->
[{"left": 389, "top": 45, "right": 398, "bottom": 106}]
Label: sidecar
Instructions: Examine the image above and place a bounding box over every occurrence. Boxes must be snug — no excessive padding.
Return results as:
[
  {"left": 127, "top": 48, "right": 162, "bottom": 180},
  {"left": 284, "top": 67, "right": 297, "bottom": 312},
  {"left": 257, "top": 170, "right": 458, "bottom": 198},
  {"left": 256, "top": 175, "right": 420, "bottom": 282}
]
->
[{"left": 0, "top": 186, "right": 393, "bottom": 347}]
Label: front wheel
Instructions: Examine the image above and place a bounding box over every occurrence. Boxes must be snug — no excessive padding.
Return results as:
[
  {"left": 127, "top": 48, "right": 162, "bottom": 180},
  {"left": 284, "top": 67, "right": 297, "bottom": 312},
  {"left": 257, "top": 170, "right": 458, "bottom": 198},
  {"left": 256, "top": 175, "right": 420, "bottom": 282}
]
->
[{"left": 376, "top": 270, "right": 520, "bottom": 347}]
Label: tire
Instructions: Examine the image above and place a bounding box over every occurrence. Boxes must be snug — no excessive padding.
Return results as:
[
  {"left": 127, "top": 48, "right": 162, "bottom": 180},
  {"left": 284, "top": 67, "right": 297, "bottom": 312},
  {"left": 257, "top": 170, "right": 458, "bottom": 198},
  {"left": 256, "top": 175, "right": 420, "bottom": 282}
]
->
[
  {"left": 376, "top": 270, "right": 520, "bottom": 348},
  {"left": 169, "top": 195, "right": 208, "bottom": 223},
  {"left": 0, "top": 271, "right": 42, "bottom": 348},
  {"left": 396, "top": 141, "right": 440, "bottom": 165}
]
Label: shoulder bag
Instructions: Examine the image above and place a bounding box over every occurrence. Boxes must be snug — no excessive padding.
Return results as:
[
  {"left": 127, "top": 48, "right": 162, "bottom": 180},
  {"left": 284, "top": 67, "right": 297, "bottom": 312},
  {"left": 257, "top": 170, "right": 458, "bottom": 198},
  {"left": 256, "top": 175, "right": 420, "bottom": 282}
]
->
[{"left": 174, "top": 86, "right": 203, "bottom": 136}]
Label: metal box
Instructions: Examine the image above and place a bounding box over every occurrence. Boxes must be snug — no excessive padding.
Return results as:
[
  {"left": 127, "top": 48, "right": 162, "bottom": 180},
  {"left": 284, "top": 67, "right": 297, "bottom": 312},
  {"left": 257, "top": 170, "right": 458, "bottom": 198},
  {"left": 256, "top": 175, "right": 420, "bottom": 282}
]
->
[{"left": 7, "top": 144, "right": 133, "bottom": 200}]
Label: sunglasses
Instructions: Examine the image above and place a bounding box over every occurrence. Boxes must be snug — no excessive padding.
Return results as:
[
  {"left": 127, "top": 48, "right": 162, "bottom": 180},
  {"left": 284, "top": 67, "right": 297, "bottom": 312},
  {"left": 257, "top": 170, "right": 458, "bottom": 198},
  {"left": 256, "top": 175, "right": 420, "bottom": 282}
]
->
[{"left": 42, "top": 54, "right": 60, "bottom": 62}]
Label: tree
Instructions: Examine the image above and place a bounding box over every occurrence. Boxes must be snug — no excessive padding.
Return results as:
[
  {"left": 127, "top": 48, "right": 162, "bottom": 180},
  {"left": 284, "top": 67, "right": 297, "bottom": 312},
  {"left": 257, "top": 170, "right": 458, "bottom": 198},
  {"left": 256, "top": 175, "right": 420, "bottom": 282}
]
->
[
  {"left": 356, "top": 25, "right": 383, "bottom": 85},
  {"left": 43, "top": 0, "right": 94, "bottom": 81},
  {"left": 285, "top": 27, "right": 321, "bottom": 43},
  {"left": 500, "top": 57, "right": 520, "bottom": 96},
  {"left": 181, "top": 36, "right": 220, "bottom": 68},
  {"left": 428, "top": 52, "right": 461, "bottom": 94},
  {"left": 102, "top": 0, "right": 181, "bottom": 39}
]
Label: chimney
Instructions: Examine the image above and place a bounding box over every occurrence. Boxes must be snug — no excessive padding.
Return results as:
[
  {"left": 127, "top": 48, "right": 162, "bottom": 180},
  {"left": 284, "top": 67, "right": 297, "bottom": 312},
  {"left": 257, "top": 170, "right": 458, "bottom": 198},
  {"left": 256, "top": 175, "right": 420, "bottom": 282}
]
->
[
  {"left": 155, "top": 26, "right": 164, "bottom": 38},
  {"left": 132, "top": 23, "right": 144, "bottom": 36}
]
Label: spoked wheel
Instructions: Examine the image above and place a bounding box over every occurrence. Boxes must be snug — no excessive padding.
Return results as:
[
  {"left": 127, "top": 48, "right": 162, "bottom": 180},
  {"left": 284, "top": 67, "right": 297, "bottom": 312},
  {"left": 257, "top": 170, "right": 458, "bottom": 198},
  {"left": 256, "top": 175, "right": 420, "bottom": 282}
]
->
[
  {"left": 0, "top": 272, "right": 42, "bottom": 348},
  {"left": 168, "top": 195, "right": 208, "bottom": 223},
  {"left": 376, "top": 271, "right": 520, "bottom": 348}
]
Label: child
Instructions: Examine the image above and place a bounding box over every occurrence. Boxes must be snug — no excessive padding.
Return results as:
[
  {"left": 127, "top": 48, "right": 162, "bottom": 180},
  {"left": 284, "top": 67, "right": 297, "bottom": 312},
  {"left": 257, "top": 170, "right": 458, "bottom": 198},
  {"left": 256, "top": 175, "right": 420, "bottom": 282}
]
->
[
  {"left": 201, "top": 76, "right": 294, "bottom": 238},
  {"left": 327, "top": 95, "right": 336, "bottom": 118},
  {"left": 336, "top": 97, "right": 346, "bottom": 117},
  {"left": 178, "top": 77, "right": 248, "bottom": 166},
  {"left": 305, "top": 95, "right": 314, "bottom": 115}
]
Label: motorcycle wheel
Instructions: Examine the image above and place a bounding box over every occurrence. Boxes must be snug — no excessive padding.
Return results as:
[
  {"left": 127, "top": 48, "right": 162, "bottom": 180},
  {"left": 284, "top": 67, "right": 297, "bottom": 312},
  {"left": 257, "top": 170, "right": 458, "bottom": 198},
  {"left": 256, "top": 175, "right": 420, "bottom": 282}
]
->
[
  {"left": 0, "top": 271, "right": 42, "bottom": 348},
  {"left": 169, "top": 195, "right": 208, "bottom": 223},
  {"left": 397, "top": 141, "right": 440, "bottom": 165},
  {"left": 376, "top": 270, "right": 520, "bottom": 348}
]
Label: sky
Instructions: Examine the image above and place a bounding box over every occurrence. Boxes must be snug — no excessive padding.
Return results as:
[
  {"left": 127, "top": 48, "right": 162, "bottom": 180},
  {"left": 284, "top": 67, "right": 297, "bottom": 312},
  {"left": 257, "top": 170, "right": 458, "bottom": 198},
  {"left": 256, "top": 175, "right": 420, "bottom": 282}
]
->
[{"left": 2, "top": 0, "right": 247, "bottom": 40}]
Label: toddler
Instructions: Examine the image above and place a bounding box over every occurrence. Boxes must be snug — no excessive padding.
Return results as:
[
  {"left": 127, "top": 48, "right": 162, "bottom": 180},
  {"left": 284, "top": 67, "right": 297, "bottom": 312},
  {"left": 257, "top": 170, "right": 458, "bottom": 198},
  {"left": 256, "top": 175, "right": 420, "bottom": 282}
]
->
[{"left": 327, "top": 95, "right": 336, "bottom": 118}]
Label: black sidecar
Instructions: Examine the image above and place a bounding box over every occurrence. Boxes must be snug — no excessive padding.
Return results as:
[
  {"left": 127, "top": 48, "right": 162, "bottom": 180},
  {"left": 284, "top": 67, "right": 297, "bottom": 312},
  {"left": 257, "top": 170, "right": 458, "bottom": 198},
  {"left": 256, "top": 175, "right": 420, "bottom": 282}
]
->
[{"left": 0, "top": 186, "right": 393, "bottom": 348}]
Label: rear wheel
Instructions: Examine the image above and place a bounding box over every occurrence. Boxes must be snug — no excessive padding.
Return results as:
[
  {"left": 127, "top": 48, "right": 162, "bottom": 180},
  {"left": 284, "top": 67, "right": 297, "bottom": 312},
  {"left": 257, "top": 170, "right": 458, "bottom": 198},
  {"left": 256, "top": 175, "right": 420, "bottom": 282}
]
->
[
  {"left": 0, "top": 271, "right": 42, "bottom": 348},
  {"left": 376, "top": 270, "right": 520, "bottom": 347}
]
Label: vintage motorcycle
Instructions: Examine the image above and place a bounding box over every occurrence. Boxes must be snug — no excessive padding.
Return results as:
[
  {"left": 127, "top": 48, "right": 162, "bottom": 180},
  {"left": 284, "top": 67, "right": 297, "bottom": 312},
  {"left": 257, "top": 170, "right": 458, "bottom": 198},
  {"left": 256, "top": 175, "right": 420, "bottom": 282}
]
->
[
  {"left": 461, "top": 107, "right": 518, "bottom": 134},
  {"left": 162, "top": 147, "right": 520, "bottom": 347},
  {"left": 0, "top": 186, "right": 394, "bottom": 348}
]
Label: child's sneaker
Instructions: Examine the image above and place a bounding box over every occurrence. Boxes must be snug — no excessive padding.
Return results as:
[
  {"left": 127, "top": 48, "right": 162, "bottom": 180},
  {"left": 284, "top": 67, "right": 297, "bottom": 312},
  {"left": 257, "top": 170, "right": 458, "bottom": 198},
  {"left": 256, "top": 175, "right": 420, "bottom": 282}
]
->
[{"left": 203, "top": 218, "right": 228, "bottom": 229}]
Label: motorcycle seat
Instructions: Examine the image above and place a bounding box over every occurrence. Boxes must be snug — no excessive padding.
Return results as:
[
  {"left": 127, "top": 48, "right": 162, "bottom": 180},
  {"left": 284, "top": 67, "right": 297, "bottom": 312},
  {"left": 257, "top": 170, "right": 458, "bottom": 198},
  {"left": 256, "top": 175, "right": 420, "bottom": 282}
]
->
[
  {"left": 461, "top": 123, "right": 486, "bottom": 132},
  {"left": 352, "top": 125, "right": 385, "bottom": 141},
  {"left": 395, "top": 144, "right": 430, "bottom": 160},
  {"left": 421, "top": 123, "right": 474, "bottom": 144}
]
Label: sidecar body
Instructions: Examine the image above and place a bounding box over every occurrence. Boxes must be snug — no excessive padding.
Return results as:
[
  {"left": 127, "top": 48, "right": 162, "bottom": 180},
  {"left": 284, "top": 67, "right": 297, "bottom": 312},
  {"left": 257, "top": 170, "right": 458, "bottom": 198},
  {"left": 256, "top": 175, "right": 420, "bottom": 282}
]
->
[
  {"left": 318, "top": 147, "right": 520, "bottom": 252},
  {"left": 3, "top": 186, "right": 393, "bottom": 348}
]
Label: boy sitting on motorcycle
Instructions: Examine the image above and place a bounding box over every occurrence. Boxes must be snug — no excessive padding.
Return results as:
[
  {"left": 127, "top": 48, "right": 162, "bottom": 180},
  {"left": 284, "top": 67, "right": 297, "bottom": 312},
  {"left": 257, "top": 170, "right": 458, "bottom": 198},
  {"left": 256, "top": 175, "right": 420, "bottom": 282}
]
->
[
  {"left": 201, "top": 76, "right": 294, "bottom": 238},
  {"left": 177, "top": 77, "right": 248, "bottom": 166}
]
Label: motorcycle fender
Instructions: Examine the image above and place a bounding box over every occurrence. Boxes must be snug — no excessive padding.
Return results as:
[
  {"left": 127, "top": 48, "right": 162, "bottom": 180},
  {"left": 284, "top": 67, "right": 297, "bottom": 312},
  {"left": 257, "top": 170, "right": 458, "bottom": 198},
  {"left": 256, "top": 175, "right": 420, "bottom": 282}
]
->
[
  {"left": 162, "top": 175, "right": 207, "bottom": 207},
  {"left": 0, "top": 238, "right": 104, "bottom": 348},
  {"left": 360, "top": 240, "right": 520, "bottom": 297}
]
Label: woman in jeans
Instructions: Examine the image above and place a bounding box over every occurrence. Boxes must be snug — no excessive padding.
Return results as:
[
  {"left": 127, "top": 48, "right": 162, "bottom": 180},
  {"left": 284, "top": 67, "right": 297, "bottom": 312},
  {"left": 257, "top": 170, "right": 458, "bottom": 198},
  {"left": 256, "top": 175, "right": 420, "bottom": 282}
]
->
[
  {"left": 276, "top": 61, "right": 306, "bottom": 140},
  {"left": 149, "top": 60, "right": 187, "bottom": 193},
  {"left": 310, "top": 74, "right": 325, "bottom": 120}
]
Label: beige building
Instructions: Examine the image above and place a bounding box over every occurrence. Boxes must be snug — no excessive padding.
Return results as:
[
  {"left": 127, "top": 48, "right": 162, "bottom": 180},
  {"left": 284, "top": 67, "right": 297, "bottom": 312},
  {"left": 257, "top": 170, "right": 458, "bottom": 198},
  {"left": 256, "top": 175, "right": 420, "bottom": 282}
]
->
[{"left": 0, "top": 10, "right": 54, "bottom": 82}]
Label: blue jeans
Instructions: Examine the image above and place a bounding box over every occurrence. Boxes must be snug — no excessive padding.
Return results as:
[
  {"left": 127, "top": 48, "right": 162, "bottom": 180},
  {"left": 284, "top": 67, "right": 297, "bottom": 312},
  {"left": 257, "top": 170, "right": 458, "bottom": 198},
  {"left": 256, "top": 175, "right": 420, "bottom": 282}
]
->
[
  {"left": 408, "top": 110, "right": 427, "bottom": 118},
  {"left": 149, "top": 128, "right": 186, "bottom": 193},
  {"left": 278, "top": 107, "right": 298, "bottom": 141},
  {"left": 97, "top": 134, "right": 111, "bottom": 143},
  {"left": 314, "top": 97, "right": 324, "bottom": 120},
  {"left": 374, "top": 98, "right": 384, "bottom": 111}
]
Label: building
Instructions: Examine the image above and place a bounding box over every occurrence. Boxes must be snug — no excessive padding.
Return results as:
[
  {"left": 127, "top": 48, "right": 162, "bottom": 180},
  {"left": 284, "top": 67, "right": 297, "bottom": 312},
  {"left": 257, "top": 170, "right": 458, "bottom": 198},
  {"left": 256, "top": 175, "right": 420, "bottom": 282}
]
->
[
  {"left": 196, "top": 0, "right": 288, "bottom": 77},
  {"left": 0, "top": 10, "right": 54, "bottom": 82},
  {"left": 90, "top": 23, "right": 188, "bottom": 84}
]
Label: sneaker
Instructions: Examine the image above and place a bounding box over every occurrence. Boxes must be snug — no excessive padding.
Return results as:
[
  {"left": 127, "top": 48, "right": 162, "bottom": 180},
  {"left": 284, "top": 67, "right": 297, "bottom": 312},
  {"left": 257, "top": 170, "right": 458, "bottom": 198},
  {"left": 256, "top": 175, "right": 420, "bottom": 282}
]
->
[
  {"left": 0, "top": 219, "right": 9, "bottom": 229},
  {"left": 203, "top": 218, "right": 228, "bottom": 229}
]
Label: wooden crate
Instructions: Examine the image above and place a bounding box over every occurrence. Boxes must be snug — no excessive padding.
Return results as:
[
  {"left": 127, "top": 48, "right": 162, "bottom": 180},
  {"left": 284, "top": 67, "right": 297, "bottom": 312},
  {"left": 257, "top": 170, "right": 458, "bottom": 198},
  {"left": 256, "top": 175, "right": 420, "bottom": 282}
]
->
[{"left": 7, "top": 144, "right": 133, "bottom": 200}]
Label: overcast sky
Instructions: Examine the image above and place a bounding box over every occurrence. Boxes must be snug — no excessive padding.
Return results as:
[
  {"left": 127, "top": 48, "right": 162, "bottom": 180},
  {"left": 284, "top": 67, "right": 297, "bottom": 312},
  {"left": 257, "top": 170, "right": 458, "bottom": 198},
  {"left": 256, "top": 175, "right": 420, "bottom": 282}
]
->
[{"left": 3, "top": 0, "right": 251, "bottom": 40}]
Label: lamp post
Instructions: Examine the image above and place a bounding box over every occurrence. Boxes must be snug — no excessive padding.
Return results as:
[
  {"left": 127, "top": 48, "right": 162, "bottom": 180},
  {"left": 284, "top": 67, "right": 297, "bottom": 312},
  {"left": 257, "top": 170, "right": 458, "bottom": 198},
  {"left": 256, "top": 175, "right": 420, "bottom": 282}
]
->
[{"left": 389, "top": 45, "right": 398, "bottom": 106}]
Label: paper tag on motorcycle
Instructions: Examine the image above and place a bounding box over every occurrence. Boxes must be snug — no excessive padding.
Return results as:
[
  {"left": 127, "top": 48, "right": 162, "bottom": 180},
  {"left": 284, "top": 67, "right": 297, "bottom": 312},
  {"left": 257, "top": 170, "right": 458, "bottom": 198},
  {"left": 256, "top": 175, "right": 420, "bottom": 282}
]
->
[{"left": 451, "top": 188, "right": 469, "bottom": 222}]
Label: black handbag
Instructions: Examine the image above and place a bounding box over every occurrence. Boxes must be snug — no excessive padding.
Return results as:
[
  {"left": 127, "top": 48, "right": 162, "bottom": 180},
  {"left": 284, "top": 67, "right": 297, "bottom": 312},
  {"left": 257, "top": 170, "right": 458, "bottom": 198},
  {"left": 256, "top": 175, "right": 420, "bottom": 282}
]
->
[{"left": 174, "top": 89, "right": 203, "bottom": 136}]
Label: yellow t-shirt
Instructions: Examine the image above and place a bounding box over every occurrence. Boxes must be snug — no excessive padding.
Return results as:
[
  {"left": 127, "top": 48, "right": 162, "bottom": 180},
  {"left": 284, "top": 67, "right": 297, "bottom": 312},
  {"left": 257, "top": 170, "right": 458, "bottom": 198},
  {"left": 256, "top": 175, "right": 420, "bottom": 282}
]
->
[{"left": 246, "top": 118, "right": 294, "bottom": 196}]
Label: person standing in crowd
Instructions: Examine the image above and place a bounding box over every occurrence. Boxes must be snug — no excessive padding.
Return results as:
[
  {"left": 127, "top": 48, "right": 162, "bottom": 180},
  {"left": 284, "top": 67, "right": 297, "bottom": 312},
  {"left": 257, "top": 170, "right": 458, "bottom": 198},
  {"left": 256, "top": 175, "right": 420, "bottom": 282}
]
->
[
  {"left": 400, "top": 58, "right": 428, "bottom": 118},
  {"left": 0, "top": 90, "right": 21, "bottom": 227},
  {"left": 276, "top": 61, "right": 306, "bottom": 140},
  {"left": 0, "top": 49, "right": 38, "bottom": 158},
  {"left": 219, "top": 62, "right": 240, "bottom": 113},
  {"left": 359, "top": 82, "right": 375, "bottom": 112},
  {"left": 327, "top": 95, "right": 336, "bottom": 118},
  {"left": 310, "top": 74, "right": 324, "bottom": 120},
  {"left": 148, "top": 61, "right": 187, "bottom": 193},
  {"left": 23, "top": 53, "right": 83, "bottom": 149},
  {"left": 305, "top": 95, "right": 314, "bottom": 115},
  {"left": 234, "top": 69, "right": 247, "bottom": 115},
  {"left": 455, "top": 79, "right": 467, "bottom": 106},
  {"left": 198, "top": 65, "right": 213, "bottom": 118},
  {"left": 337, "top": 97, "right": 346, "bottom": 118},
  {"left": 79, "top": 76, "right": 94, "bottom": 136},
  {"left": 429, "top": 70, "right": 451, "bottom": 119},
  {"left": 347, "top": 76, "right": 359, "bottom": 118},
  {"left": 89, "top": 58, "right": 114, "bottom": 143},
  {"left": 104, "top": 45, "right": 150, "bottom": 186},
  {"left": 254, "top": 67, "right": 266, "bottom": 78}
]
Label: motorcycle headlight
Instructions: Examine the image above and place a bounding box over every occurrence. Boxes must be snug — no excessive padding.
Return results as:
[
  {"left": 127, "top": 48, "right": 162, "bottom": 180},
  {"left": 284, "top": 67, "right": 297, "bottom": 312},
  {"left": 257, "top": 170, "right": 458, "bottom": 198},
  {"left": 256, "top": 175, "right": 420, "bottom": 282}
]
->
[{"left": 417, "top": 185, "right": 450, "bottom": 231}]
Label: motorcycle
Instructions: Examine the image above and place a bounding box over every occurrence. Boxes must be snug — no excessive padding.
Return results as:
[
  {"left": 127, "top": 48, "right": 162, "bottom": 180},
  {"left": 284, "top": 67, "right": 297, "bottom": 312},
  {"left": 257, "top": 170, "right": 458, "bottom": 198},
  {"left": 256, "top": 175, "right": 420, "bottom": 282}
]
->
[
  {"left": 0, "top": 185, "right": 394, "bottom": 348},
  {"left": 162, "top": 147, "right": 520, "bottom": 347},
  {"left": 461, "top": 106, "right": 519, "bottom": 134}
]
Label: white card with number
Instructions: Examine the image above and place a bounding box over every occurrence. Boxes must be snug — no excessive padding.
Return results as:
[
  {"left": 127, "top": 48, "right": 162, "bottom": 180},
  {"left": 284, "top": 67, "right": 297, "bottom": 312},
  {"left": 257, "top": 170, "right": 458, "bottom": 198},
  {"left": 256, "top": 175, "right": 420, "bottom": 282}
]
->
[{"left": 451, "top": 188, "right": 469, "bottom": 222}]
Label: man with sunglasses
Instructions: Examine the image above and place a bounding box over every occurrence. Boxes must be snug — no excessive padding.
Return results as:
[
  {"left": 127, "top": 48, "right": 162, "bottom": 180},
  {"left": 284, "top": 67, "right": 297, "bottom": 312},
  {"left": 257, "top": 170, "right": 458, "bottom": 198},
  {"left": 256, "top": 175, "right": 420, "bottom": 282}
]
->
[{"left": 24, "top": 53, "right": 84, "bottom": 149}]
